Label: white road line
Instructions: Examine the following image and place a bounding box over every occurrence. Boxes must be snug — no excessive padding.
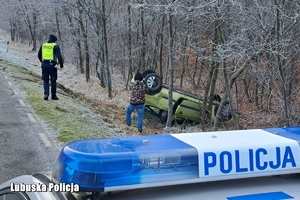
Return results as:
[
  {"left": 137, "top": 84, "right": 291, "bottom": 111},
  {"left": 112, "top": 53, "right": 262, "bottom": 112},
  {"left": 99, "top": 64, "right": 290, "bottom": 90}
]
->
[
  {"left": 8, "top": 82, "right": 12, "bottom": 86},
  {"left": 18, "top": 99, "right": 26, "bottom": 106},
  {"left": 38, "top": 132, "right": 52, "bottom": 147},
  {"left": 27, "top": 113, "right": 36, "bottom": 123},
  {"left": 4, "top": 76, "right": 7, "bottom": 79},
  {"left": 13, "top": 90, "right": 18, "bottom": 95}
]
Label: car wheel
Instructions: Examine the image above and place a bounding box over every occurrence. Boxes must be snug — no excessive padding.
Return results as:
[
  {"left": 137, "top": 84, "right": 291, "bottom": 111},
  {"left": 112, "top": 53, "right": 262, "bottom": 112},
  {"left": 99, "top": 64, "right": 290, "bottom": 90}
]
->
[
  {"left": 142, "top": 69, "right": 156, "bottom": 78},
  {"left": 147, "top": 86, "right": 162, "bottom": 95},
  {"left": 214, "top": 101, "right": 232, "bottom": 122},
  {"left": 144, "top": 73, "right": 162, "bottom": 93}
]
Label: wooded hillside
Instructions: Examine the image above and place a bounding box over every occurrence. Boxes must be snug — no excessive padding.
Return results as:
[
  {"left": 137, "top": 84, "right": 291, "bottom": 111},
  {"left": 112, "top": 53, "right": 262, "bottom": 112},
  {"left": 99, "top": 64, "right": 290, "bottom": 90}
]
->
[{"left": 2, "top": 0, "right": 300, "bottom": 131}]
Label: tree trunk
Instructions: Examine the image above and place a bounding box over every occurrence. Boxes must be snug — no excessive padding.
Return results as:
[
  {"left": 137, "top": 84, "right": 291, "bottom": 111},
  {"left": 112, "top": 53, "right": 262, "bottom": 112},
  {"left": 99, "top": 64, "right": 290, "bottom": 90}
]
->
[
  {"left": 126, "top": 0, "right": 133, "bottom": 90},
  {"left": 166, "top": 2, "right": 175, "bottom": 128},
  {"left": 159, "top": 15, "right": 165, "bottom": 80},
  {"left": 102, "top": 0, "right": 112, "bottom": 98},
  {"left": 31, "top": 10, "right": 37, "bottom": 51},
  {"left": 78, "top": 7, "right": 90, "bottom": 82}
]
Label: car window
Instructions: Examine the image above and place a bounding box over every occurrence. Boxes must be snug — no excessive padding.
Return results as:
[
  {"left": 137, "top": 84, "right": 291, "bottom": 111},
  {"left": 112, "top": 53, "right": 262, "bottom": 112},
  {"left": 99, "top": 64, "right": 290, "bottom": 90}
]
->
[
  {"left": 0, "top": 193, "right": 25, "bottom": 200},
  {"left": 0, "top": 189, "right": 27, "bottom": 200}
]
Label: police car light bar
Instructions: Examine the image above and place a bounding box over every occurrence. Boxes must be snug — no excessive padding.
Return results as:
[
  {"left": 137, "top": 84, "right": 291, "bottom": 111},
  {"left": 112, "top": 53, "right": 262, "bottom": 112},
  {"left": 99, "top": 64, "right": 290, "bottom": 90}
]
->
[{"left": 52, "top": 126, "right": 300, "bottom": 192}]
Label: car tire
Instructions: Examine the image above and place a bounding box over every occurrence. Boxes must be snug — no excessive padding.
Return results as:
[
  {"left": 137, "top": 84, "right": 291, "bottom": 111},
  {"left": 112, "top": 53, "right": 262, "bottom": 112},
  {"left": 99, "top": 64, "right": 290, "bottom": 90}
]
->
[
  {"left": 144, "top": 73, "right": 162, "bottom": 94},
  {"left": 147, "top": 86, "right": 162, "bottom": 95},
  {"left": 142, "top": 69, "right": 156, "bottom": 78},
  {"left": 214, "top": 101, "right": 233, "bottom": 122}
]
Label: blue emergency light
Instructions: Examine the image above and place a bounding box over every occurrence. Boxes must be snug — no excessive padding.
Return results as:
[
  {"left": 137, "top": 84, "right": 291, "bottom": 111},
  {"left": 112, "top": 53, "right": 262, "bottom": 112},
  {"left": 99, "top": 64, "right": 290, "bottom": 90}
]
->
[{"left": 52, "top": 127, "right": 300, "bottom": 192}]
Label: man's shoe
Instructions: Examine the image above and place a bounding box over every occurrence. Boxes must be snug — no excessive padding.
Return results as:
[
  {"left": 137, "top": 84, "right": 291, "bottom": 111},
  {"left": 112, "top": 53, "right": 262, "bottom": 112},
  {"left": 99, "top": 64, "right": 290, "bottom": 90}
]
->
[
  {"left": 51, "top": 95, "right": 59, "bottom": 100},
  {"left": 44, "top": 95, "right": 48, "bottom": 100}
]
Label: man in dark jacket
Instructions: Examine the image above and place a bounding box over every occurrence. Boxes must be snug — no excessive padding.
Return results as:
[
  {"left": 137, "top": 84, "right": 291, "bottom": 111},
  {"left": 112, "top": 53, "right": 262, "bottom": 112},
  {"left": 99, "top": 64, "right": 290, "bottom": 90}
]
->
[
  {"left": 126, "top": 72, "right": 148, "bottom": 134},
  {"left": 37, "top": 34, "right": 64, "bottom": 100}
]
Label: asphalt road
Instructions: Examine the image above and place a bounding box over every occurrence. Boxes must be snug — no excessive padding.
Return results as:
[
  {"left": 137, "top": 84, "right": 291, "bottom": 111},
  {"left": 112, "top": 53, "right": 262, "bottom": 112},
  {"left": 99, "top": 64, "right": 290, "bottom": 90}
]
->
[{"left": 0, "top": 68, "right": 59, "bottom": 183}]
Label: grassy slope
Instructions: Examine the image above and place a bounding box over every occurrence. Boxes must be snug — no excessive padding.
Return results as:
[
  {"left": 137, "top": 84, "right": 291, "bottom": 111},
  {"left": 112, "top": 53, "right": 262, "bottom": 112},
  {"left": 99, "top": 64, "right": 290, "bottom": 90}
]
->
[{"left": 0, "top": 59, "right": 117, "bottom": 145}]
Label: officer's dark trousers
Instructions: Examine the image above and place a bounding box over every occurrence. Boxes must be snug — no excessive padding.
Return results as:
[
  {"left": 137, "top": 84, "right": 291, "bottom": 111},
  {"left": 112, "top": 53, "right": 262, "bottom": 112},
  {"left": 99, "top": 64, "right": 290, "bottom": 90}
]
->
[{"left": 41, "top": 63, "right": 57, "bottom": 97}]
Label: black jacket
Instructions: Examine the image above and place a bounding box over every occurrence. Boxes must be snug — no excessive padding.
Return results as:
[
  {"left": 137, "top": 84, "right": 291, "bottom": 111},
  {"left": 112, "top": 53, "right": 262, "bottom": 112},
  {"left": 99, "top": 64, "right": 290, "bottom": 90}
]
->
[{"left": 37, "top": 37, "right": 64, "bottom": 68}]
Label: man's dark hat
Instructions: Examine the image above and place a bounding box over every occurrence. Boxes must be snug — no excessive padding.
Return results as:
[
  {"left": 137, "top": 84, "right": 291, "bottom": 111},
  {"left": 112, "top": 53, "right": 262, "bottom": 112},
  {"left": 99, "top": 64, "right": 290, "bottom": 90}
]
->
[
  {"left": 49, "top": 34, "right": 57, "bottom": 42},
  {"left": 134, "top": 72, "right": 143, "bottom": 81}
]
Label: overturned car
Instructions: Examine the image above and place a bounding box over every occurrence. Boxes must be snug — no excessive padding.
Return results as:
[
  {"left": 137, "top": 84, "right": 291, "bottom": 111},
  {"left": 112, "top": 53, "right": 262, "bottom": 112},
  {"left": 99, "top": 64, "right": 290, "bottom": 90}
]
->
[{"left": 141, "top": 69, "right": 239, "bottom": 125}]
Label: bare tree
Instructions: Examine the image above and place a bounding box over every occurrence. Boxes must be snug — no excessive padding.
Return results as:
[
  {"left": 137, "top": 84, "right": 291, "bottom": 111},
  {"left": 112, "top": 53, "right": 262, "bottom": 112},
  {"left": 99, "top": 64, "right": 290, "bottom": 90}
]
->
[{"left": 166, "top": 0, "right": 176, "bottom": 128}]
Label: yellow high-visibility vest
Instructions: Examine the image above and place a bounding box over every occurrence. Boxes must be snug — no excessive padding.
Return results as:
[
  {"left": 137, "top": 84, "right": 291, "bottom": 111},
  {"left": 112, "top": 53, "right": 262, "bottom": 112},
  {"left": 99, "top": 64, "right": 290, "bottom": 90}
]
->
[{"left": 42, "top": 43, "right": 56, "bottom": 61}]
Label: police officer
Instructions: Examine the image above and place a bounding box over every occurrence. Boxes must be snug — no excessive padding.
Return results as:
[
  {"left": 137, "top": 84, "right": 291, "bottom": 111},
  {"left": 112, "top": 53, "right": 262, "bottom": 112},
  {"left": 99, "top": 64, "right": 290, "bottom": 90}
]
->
[{"left": 37, "top": 34, "right": 64, "bottom": 100}]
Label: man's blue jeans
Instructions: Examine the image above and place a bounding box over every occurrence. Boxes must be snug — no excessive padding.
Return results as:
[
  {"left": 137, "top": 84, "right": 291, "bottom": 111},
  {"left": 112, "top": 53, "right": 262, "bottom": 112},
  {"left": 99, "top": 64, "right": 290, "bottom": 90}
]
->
[{"left": 126, "top": 104, "right": 145, "bottom": 132}]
